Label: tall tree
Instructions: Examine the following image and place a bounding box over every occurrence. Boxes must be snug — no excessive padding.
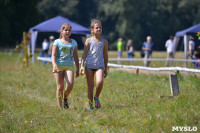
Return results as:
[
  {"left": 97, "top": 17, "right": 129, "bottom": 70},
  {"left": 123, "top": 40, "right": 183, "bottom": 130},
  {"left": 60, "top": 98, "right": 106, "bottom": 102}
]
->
[
  {"left": 3, "top": 0, "right": 199, "bottom": 49},
  {"left": 37, "top": 0, "right": 79, "bottom": 21},
  {"left": 96, "top": 0, "right": 200, "bottom": 50},
  {"left": 0, "top": 0, "right": 39, "bottom": 47}
]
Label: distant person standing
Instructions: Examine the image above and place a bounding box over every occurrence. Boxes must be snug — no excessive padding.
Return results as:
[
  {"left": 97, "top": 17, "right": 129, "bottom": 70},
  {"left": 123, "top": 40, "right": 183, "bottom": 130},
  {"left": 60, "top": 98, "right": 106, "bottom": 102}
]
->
[
  {"left": 142, "top": 36, "right": 154, "bottom": 67},
  {"left": 193, "top": 46, "right": 200, "bottom": 67},
  {"left": 48, "top": 36, "right": 55, "bottom": 56},
  {"left": 42, "top": 38, "right": 49, "bottom": 55},
  {"left": 188, "top": 36, "right": 195, "bottom": 57},
  {"left": 193, "top": 46, "right": 200, "bottom": 59},
  {"left": 117, "top": 38, "right": 124, "bottom": 59},
  {"left": 165, "top": 35, "right": 174, "bottom": 67},
  {"left": 126, "top": 39, "right": 134, "bottom": 58}
]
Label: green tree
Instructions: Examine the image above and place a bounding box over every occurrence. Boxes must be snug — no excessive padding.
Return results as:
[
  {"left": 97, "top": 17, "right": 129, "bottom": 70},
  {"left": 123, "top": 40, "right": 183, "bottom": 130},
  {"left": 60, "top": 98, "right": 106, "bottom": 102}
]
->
[
  {"left": 37, "top": 0, "right": 79, "bottom": 21},
  {"left": 2, "top": 0, "right": 200, "bottom": 49},
  {"left": 0, "top": 0, "right": 39, "bottom": 47},
  {"left": 37, "top": 0, "right": 98, "bottom": 27},
  {"left": 97, "top": 0, "right": 200, "bottom": 50}
]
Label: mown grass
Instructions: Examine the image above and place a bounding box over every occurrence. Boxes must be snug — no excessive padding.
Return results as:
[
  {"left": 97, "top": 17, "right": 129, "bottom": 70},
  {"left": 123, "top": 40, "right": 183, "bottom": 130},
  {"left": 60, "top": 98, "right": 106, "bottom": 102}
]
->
[{"left": 0, "top": 51, "right": 200, "bottom": 133}]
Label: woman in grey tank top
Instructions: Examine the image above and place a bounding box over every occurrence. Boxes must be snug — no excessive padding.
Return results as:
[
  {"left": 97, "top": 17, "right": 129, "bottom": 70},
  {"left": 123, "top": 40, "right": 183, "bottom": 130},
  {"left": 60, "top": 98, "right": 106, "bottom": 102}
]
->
[
  {"left": 80, "top": 19, "right": 108, "bottom": 111},
  {"left": 85, "top": 37, "right": 105, "bottom": 69}
]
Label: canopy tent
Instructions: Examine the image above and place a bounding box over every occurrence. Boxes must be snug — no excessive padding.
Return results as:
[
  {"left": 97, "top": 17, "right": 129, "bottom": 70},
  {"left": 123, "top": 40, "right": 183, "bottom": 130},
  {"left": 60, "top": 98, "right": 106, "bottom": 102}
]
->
[
  {"left": 174, "top": 23, "right": 200, "bottom": 67},
  {"left": 175, "top": 23, "right": 200, "bottom": 37},
  {"left": 29, "top": 16, "right": 90, "bottom": 62}
]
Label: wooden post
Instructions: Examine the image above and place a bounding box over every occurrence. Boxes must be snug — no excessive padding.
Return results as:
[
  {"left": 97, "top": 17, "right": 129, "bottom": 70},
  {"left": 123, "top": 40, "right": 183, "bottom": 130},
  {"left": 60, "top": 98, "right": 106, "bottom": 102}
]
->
[
  {"left": 135, "top": 68, "right": 139, "bottom": 74},
  {"left": 169, "top": 74, "right": 180, "bottom": 96},
  {"left": 159, "top": 74, "right": 180, "bottom": 98},
  {"left": 175, "top": 70, "right": 179, "bottom": 74},
  {"left": 23, "top": 32, "right": 28, "bottom": 70}
]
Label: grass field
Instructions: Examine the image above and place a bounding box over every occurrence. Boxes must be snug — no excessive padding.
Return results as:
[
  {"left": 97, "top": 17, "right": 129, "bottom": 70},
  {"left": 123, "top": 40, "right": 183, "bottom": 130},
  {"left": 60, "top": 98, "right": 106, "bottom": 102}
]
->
[{"left": 0, "top": 51, "right": 200, "bottom": 133}]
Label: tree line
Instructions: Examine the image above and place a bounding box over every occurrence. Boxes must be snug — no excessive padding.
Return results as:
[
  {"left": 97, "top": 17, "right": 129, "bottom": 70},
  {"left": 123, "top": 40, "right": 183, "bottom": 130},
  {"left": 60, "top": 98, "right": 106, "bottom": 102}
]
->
[{"left": 1, "top": 0, "right": 200, "bottom": 50}]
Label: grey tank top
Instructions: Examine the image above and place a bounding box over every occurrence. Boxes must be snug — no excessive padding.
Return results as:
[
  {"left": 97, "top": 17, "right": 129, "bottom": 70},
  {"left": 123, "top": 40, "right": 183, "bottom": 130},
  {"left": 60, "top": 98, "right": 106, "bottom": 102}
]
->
[{"left": 85, "top": 37, "right": 105, "bottom": 69}]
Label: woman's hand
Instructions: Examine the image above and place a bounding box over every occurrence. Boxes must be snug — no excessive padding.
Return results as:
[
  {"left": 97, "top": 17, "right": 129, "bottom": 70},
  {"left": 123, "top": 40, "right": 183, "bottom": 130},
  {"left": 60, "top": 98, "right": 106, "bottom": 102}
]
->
[
  {"left": 104, "top": 70, "right": 107, "bottom": 78},
  {"left": 80, "top": 66, "right": 85, "bottom": 75},
  {"left": 75, "top": 69, "right": 79, "bottom": 78},
  {"left": 53, "top": 64, "right": 58, "bottom": 73}
]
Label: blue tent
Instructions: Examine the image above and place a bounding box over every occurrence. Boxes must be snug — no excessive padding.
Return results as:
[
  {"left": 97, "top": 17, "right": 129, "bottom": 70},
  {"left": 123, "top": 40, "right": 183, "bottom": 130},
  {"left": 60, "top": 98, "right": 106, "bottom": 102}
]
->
[
  {"left": 29, "top": 16, "right": 90, "bottom": 62},
  {"left": 29, "top": 16, "right": 90, "bottom": 34},
  {"left": 175, "top": 23, "right": 200, "bottom": 37},
  {"left": 174, "top": 23, "right": 200, "bottom": 67}
]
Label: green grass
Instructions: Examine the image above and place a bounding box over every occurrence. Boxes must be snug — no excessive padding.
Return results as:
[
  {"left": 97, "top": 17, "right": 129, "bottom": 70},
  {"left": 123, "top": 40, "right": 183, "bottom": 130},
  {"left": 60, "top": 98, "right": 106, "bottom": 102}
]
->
[{"left": 0, "top": 51, "right": 200, "bottom": 133}]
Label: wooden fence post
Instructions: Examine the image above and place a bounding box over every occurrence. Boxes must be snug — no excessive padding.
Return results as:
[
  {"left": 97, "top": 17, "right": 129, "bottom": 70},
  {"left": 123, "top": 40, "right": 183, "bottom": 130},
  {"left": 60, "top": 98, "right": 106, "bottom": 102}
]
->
[
  {"left": 135, "top": 68, "right": 139, "bottom": 74},
  {"left": 23, "top": 32, "right": 28, "bottom": 70}
]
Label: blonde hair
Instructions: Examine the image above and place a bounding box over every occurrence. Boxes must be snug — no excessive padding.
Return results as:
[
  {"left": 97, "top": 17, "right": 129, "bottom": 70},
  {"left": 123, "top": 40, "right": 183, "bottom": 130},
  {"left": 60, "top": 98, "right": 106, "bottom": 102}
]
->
[
  {"left": 127, "top": 39, "right": 133, "bottom": 46},
  {"left": 90, "top": 19, "right": 101, "bottom": 36},
  {"left": 59, "top": 23, "right": 72, "bottom": 39}
]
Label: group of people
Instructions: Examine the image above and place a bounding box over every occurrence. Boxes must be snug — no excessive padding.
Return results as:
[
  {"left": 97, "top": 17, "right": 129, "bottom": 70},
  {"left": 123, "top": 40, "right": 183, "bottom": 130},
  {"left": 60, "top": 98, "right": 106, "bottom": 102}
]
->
[
  {"left": 117, "top": 35, "right": 199, "bottom": 67},
  {"left": 42, "top": 36, "right": 55, "bottom": 56},
  {"left": 165, "top": 35, "right": 199, "bottom": 67},
  {"left": 117, "top": 36, "right": 154, "bottom": 67},
  {"left": 117, "top": 38, "right": 134, "bottom": 59},
  {"left": 189, "top": 37, "right": 200, "bottom": 67},
  {"left": 51, "top": 19, "right": 108, "bottom": 111}
]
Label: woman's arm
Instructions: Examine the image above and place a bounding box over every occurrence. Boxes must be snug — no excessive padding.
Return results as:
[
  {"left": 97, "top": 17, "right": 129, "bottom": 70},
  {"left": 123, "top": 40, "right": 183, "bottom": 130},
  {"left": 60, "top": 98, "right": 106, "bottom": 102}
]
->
[
  {"left": 103, "top": 39, "right": 108, "bottom": 78},
  {"left": 80, "top": 38, "right": 90, "bottom": 74},
  {"left": 51, "top": 45, "right": 58, "bottom": 72},
  {"left": 73, "top": 46, "right": 79, "bottom": 78}
]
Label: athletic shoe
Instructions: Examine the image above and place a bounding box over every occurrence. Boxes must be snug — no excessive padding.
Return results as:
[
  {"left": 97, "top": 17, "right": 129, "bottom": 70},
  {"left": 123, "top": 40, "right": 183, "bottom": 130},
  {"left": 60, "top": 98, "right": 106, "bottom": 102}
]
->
[
  {"left": 89, "top": 106, "right": 94, "bottom": 112},
  {"left": 94, "top": 97, "right": 101, "bottom": 108},
  {"left": 64, "top": 99, "right": 69, "bottom": 109}
]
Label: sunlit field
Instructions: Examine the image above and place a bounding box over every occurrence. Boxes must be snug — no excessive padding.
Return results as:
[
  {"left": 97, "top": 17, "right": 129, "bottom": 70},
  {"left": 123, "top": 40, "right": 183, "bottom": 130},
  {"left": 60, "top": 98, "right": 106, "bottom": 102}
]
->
[{"left": 0, "top": 51, "right": 200, "bottom": 133}]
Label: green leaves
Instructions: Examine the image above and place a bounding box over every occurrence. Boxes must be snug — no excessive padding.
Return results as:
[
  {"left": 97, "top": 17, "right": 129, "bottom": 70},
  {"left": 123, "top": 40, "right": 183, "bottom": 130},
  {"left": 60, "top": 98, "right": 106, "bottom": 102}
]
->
[
  {"left": 2, "top": 0, "right": 200, "bottom": 50},
  {"left": 0, "top": 0, "right": 39, "bottom": 46}
]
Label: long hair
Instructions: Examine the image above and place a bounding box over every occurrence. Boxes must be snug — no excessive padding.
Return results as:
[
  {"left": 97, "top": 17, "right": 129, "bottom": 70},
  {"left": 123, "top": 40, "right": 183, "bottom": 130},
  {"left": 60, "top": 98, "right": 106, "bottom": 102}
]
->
[
  {"left": 127, "top": 39, "right": 133, "bottom": 47},
  {"left": 59, "top": 23, "right": 72, "bottom": 39},
  {"left": 90, "top": 19, "right": 101, "bottom": 36}
]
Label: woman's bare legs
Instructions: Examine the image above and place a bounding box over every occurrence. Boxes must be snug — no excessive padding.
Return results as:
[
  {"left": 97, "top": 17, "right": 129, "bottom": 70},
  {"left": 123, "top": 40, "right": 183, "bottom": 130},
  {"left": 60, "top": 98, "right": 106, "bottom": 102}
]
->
[
  {"left": 63, "top": 70, "right": 74, "bottom": 99},
  {"left": 95, "top": 69, "right": 104, "bottom": 98},
  {"left": 85, "top": 70, "right": 95, "bottom": 107},
  {"left": 54, "top": 71, "right": 65, "bottom": 108}
]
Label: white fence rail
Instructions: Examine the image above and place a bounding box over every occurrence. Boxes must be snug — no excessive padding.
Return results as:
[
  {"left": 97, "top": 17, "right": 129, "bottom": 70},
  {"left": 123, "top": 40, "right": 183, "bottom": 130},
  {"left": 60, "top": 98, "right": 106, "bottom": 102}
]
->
[
  {"left": 108, "top": 63, "right": 200, "bottom": 73},
  {"left": 37, "top": 57, "right": 200, "bottom": 73},
  {"left": 37, "top": 57, "right": 51, "bottom": 62},
  {"left": 37, "top": 57, "right": 198, "bottom": 63},
  {"left": 108, "top": 58, "right": 197, "bottom": 62}
]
